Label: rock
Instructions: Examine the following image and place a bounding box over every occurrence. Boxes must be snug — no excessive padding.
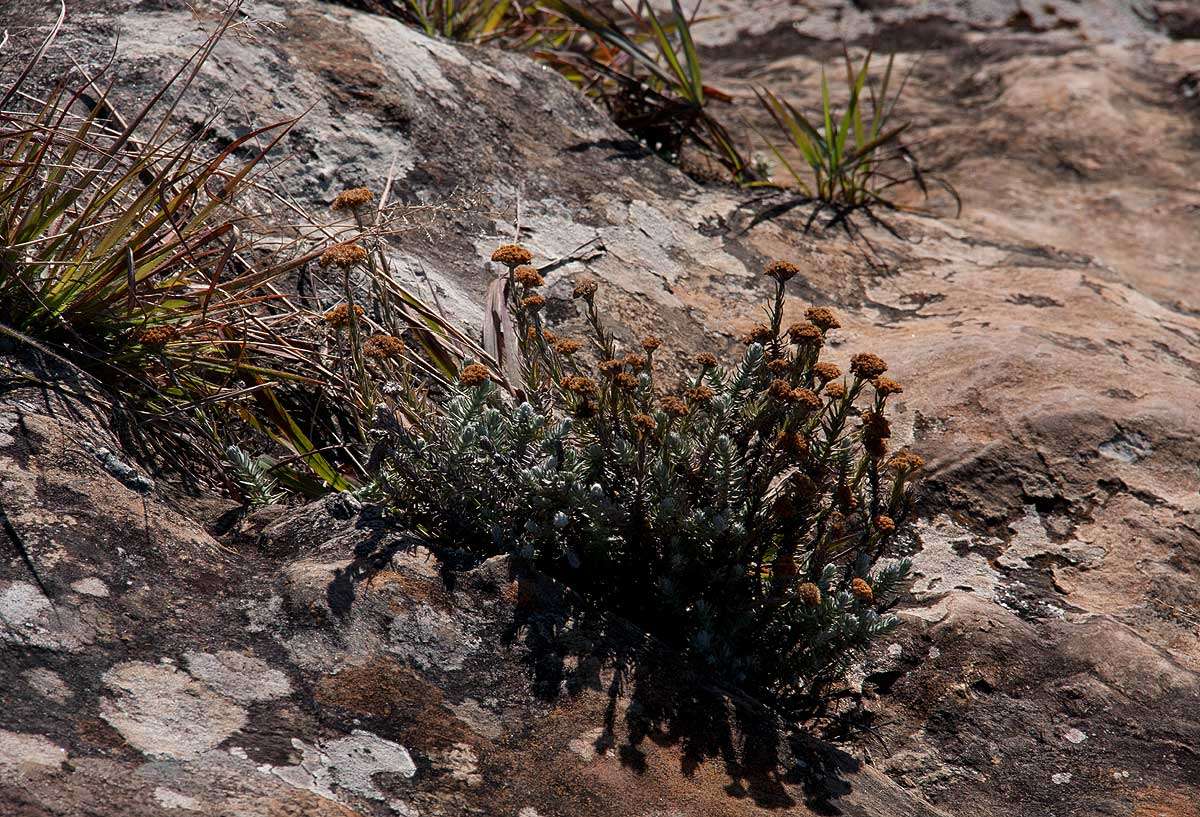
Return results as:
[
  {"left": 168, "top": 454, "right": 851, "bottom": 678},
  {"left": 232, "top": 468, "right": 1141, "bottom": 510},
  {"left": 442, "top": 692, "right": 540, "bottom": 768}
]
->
[
  {"left": 0, "top": 0, "right": 1198, "bottom": 815},
  {"left": 99, "top": 662, "right": 249, "bottom": 761}
]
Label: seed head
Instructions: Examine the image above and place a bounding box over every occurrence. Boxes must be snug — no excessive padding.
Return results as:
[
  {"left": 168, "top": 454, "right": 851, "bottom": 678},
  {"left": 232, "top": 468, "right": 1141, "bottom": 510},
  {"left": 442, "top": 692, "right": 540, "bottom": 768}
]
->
[
  {"left": 491, "top": 244, "right": 533, "bottom": 267},
  {"left": 521, "top": 294, "right": 546, "bottom": 312},
  {"left": 777, "top": 431, "right": 809, "bottom": 458},
  {"left": 323, "top": 302, "right": 365, "bottom": 328},
  {"left": 742, "top": 323, "right": 773, "bottom": 345},
  {"left": 805, "top": 307, "right": 841, "bottom": 332},
  {"left": 797, "top": 582, "right": 822, "bottom": 607},
  {"left": 363, "top": 333, "right": 406, "bottom": 359},
  {"left": 597, "top": 359, "right": 624, "bottom": 377},
  {"left": 513, "top": 265, "right": 544, "bottom": 288},
  {"left": 850, "top": 577, "right": 874, "bottom": 604},
  {"left": 768, "top": 379, "right": 796, "bottom": 402},
  {"left": 684, "top": 384, "right": 715, "bottom": 403},
  {"left": 331, "top": 187, "right": 373, "bottom": 211},
  {"left": 850, "top": 352, "right": 888, "bottom": 379},
  {"left": 813, "top": 362, "right": 842, "bottom": 383},
  {"left": 876, "top": 515, "right": 896, "bottom": 535},
  {"left": 572, "top": 278, "right": 598, "bottom": 300},
  {"left": 873, "top": 376, "right": 903, "bottom": 396},
  {"left": 792, "top": 387, "right": 821, "bottom": 411},
  {"left": 641, "top": 336, "right": 662, "bottom": 352},
  {"left": 631, "top": 413, "right": 658, "bottom": 433},
  {"left": 695, "top": 352, "right": 718, "bottom": 369},
  {"left": 764, "top": 259, "right": 801, "bottom": 283},
  {"left": 552, "top": 338, "right": 583, "bottom": 356},
  {"left": 660, "top": 396, "right": 689, "bottom": 417},
  {"left": 136, "top": 325, "right": 178, "bottom": 347},
  {"left": 563, "top": 375, "right": 599, "bottom": 397},
  {"left": 787, "top": 322, "right": 823, "bottom": 346},
  {"left": 459, "top": 363, "right": 491, "bottom": 387},
  {"left": 615, "top": 372, "right": 639, "bottom": 390},
  {"left": 319, "top": 242, "right": 369, "bottom": 269},
  {"left": 888, "top": 451, "right": 925, "bottom": 473}
]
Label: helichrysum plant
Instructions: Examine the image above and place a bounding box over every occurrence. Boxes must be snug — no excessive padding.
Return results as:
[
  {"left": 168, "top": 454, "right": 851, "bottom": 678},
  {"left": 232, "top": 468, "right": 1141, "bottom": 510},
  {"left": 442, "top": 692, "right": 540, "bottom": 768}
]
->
[{"left": 372, "top": 248, "right": 920, "bottom": 713}]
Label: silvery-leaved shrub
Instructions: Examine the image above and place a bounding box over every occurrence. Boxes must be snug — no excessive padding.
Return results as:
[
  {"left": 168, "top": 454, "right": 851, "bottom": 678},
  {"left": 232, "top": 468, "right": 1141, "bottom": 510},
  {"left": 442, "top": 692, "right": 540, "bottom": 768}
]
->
[{"left": 371, "top": 247, "right": 921, "bottom": 713}]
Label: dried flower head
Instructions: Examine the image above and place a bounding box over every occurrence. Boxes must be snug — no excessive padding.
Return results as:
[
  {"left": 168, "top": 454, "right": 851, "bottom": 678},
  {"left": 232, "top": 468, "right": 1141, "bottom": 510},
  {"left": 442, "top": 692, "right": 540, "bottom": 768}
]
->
[
  {"left": 641, "top": 336, "right": 662, "bottom": 352},
  {"left": 563, "top": 375, "right": 599, "bottom": 397},
  {"left": 888, "top": 451, "right": 925, "bottom": 472},
  {"left": 459, "top": 363, "right": 491, "bottom": 387},
  {"left": 768, "top": 379, "right": 796, "bottom": 402},
  {"left": 553, "top": 338, "right": 583, "bottom": 356},
  {"left": 331, "top": 187, "right": 373, "bottom": 211},
  {"left": 813, "top": 362, "right": 842, "bottom": 383},
  {"left": 542, "top": 330, "right": 559, "bottom": 344},
  {"left": 765, "top": 259, "right": 801, "bottom": 283},
  {"left": 824, "top": 382, "right": 847, "bottom": 400},
  {"left": 767, "top": 358, "right": 790, "bottom": 375},
  {"left": 491, "top": 244, "right": 533, "bottom": 267},
  {"left": 572, "top": 278, "right": 598, "bottom": 300},
  {"left": 805, "top": 307, "right": 841, "bottom": 332},
  {"left": 873, "top": 376, "right": 903, "bottom": 396},
  {"left": 623, "top": 353, "right": 648, "bottom": 370},
  {"left": 631, "top": 413, "right": 658, "bottom": 433},
  {"left": 861, "top": 409, "right": 892, "bottom": 458},
  {"left": 597, "top": 359, "right": 625, "bottom": 377},
  {"left": 850, "top": 352, "right": 888, "bottom": 379},
  {"left": 615, "top": 371, "right": 639, "bottom": 390},
  {"left": 323, "top": 302, "right": 365, "bottom": 328},
  {"left": 787, "top": 322, "right": 823, "bottom": 346},
  {"left": 684, "top": 384, "right": 715, "bottom": 403},
  {"left": 875, "top": 515, "right": 896, "bottom": 535},
  {"left": 695, "top": 352, "right": 718, "bottom": 368},
  {"left": 850, "top": 577, "right": 874, "bottom": 604},
  {"left": 319, "top": 242, "right": 369, "bottom": 269},
  {"left": 136, "top": 325, "right": 178, "bottom": 347},
  {"left": 797, "top": 582, "right": 822, "bottom": 607},
  {"left": 520, "top": 294, "right": 546, "bottom": 312},
  {"left": 363, "top": 333, "right": 406, "bottom": 359},
  {"left": 742, "top": 323, "right": 773, "bottom": 345},
  {"left": 513, "top": 265, "right": 544, "bottom": 288},
  {"left": 660, "top": 396, "right": 689, "bottom": 417},
  {"left": 792, "top": 387, "right": 822, "bottom": 411}
]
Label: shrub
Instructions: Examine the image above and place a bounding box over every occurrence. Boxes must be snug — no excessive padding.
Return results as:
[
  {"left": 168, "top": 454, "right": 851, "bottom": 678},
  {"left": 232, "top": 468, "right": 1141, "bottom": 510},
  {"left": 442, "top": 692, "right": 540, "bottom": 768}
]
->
[{"left": 372, "top": 249, "right": 920, "bottom": 713}]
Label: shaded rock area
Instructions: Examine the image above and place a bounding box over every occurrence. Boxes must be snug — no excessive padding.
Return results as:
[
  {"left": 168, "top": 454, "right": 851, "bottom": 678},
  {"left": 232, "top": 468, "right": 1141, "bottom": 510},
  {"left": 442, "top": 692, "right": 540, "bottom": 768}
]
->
[{"left": 2, "top": 1, "right": 1199, "bottom": 815}]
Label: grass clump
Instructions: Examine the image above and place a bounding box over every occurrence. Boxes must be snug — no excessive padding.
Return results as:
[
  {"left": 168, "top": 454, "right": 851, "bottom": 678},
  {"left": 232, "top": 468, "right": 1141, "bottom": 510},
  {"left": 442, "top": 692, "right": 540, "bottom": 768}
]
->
[
  {"left": 539, "top": 0, "right": 752, "bottom": 181},
  {"left": 753, "top": 49, "right": 960, "bottom": 231},
  {"left": 371, "top": 246, "right": 920, "bottom": 713},
  {"left": 0, "top": 7, "right": 497, "bottom": 501}
]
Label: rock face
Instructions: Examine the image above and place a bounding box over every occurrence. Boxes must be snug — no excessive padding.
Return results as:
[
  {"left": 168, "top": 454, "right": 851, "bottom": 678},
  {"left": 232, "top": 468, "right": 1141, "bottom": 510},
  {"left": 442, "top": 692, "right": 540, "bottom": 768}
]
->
[{"left": 1, "top": 1, "right": 1199, "bottom": 816}]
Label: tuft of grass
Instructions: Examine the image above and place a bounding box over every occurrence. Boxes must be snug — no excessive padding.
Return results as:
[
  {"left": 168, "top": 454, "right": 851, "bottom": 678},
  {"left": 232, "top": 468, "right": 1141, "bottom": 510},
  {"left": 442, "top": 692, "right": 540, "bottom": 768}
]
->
[
  {"left": 538, "top": 0, "right": 753, "bottom": 181},
  {"left": 752, "top": 49, "right": 960, "bottom": 228},
  {"left": 0, "top": 4, "right": 501, "bottom": 497},
  {"left": 342, "top": 0, "right": 533, "bottom": 42}
]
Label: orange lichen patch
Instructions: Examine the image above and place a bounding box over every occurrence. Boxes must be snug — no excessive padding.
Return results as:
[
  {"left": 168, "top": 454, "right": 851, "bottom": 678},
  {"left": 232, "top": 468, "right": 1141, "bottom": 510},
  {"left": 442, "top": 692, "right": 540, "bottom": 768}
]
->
[
  {"left": 1131, "top": 786, "right": 1200, "bottom": 817},
  {"left": 315, "top": 658, "right": 472, "bottom": 748},
  {"left": 362, "top": 565, "right": 448, "bottom": 608}
]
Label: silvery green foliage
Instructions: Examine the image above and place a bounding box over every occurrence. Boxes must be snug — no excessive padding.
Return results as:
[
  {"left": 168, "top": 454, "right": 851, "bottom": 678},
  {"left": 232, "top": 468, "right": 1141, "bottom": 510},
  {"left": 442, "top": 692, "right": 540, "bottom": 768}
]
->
[
  {"left": 376, "top": 331, "right": 918, "bottom": 713},
  {"left": 226, "top": 445, "right": 285, "bottom": 508}
]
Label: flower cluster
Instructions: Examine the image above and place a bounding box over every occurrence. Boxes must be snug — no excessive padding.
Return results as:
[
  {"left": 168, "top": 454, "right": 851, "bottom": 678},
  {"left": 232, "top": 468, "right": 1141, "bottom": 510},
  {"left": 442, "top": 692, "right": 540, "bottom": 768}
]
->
[{"left": 373, "top": 255, "right": 920, "bottom": 713}]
